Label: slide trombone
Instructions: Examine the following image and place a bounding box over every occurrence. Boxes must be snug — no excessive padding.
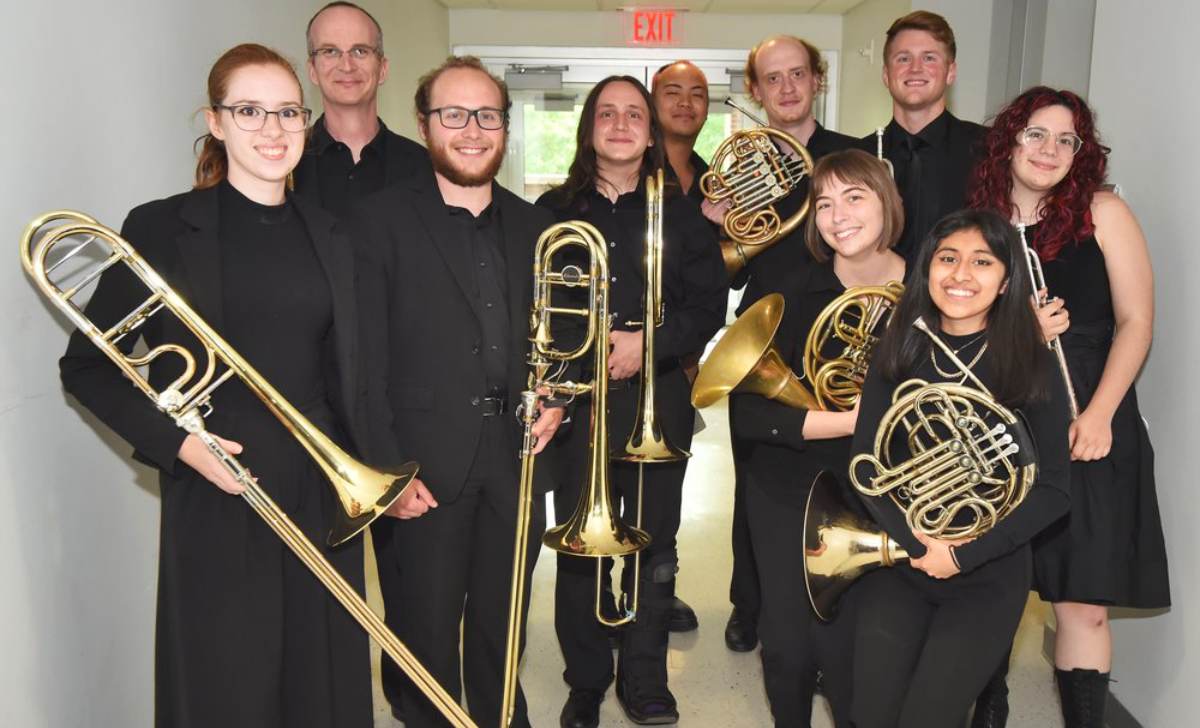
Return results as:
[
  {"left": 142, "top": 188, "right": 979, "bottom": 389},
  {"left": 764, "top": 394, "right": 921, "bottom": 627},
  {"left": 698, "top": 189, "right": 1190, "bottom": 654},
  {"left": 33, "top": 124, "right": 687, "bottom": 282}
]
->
[{"left": 21, "top": 212, "right": 475, "bottom": 727}]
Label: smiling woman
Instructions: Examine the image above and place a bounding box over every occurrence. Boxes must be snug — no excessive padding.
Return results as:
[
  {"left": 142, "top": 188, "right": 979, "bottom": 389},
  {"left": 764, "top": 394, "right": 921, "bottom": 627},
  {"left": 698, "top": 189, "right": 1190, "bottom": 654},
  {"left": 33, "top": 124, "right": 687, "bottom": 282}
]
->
[{"left": 58, "top": 43, "right": 381, "bottom": 728}]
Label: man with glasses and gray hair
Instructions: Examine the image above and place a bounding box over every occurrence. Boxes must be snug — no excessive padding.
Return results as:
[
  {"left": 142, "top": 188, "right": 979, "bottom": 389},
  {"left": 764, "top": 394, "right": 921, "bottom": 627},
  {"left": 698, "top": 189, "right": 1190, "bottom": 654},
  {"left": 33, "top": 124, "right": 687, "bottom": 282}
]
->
[{"left": 294, "top": 1, "right": 428, "bottom": 218}]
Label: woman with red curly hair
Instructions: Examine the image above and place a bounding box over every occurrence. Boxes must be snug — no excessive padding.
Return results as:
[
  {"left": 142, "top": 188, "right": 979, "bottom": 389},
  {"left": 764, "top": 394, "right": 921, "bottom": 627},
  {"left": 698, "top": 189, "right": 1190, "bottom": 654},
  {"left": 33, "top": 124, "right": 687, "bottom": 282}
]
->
[{"left": 968, "top": 86, "right": 1170, "bottom": 728}]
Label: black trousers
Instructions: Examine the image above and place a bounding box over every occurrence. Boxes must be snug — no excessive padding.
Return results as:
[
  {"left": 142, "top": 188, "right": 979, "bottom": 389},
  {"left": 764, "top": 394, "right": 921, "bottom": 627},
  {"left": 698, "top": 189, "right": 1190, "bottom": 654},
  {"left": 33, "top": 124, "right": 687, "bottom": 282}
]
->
[
  {"left": 728, "top": 415, "right": 762, "bottom": 619},
  {"left": 374, "top": 417, "right": 545, "bottom": 728},
  {"left": 554, "top": 380, "right": 691, "bottom": 692},
  {"left": 747, "top": 482, "right": 856, "bottom": 727},
  {"left": 850, "top": 548, "right": 1032, "bottom": 728}
]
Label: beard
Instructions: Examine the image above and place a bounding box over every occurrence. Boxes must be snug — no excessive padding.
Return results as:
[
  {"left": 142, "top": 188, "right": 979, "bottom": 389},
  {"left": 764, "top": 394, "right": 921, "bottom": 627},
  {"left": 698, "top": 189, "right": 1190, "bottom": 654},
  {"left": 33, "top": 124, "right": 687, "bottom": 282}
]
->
[{"left": 428, "top": 139, "right": 506, "bottom": 187}]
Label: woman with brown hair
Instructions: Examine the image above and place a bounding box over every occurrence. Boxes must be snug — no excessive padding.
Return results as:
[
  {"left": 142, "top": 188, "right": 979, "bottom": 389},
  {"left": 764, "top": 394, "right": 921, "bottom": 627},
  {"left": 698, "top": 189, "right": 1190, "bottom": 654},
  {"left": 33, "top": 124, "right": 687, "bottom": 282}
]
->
[
  {"left": 59, "top": 44, "right": 379, "bottom": 727},
  {"left": 730, "top": 148, "right": 906, "bottom": 726}
]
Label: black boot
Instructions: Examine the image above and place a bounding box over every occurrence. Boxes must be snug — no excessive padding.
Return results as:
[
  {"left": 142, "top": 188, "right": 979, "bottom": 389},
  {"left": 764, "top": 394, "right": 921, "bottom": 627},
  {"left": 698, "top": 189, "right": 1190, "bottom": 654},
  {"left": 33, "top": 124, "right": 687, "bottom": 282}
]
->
[
  {"left": 1055, "top": 668, "right": 1110, "bottom": 728},
  {"left": 616, "top": 568, "right": 678, "bottom": 725},
  {"left": 971, "top": 659, "right": 1010, "bottom": 728}
]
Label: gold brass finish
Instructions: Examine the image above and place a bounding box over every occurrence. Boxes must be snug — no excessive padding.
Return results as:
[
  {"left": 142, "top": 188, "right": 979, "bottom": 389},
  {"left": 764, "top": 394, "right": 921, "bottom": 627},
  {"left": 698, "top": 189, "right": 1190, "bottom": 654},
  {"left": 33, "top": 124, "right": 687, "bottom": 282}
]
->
[
  {"left": 1017, "top": 224, "right": 1080, "bottom": 419},
  {"left": 21, "top": 212, "right": 475, "bottom": 727},
  {"left": 848, "top": 317, "right": 1037, "bottom": 540},
  {"left": 536, "top": 221, "right": 652, "bottom": 628},
  {"left": 617, "top": 168, "right": 691, "bottom": 463},
  {"left": 690, "top": 293, "right": 819, "bottom": 410},
  {"left": 699, "top": 124, "right": 815, "bottom": 276},
  {"left": 803, "top": 470, "right": 908, "bottom": 621},
  {"left": 804, "top": 281, "right": 904, "bottom": 410}
]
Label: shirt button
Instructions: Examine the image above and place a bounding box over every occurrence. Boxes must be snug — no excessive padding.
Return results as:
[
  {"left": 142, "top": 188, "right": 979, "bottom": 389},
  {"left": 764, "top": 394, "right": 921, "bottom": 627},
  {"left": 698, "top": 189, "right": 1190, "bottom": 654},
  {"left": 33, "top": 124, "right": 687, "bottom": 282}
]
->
[
  {"left": 490, "top": 345, "right": 499, "bottom": 351},
  {"left": 611, "top": 276, "right": 617, "bottom": 282},
  {"left": 770, "top": 428, "right": 779, "bottom": 436},
  {"left": 479, "top": 261, "right": 487, "bottom": 268},
  {"left": 348, "top": 173, "right": 355, "bottom": 180},
  {"left": 471, "top": 396, "right": 481, "bottom": 406},
  {"left": 610, "top": 241, "right": 616, "bottom": 248},
  {"left": 472, "top": 343, "right": 480, "bottom": 354}
]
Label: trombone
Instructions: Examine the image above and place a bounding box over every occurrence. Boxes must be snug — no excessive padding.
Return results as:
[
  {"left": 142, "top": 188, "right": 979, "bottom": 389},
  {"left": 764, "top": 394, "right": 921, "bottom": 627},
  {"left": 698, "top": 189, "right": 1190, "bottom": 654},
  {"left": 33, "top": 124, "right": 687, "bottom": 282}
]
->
[
  {"left": 21, "top": 211, "right": 476, "bottom": 728},
  {"left": 1017, "top": 224, "right": 1081, "bottom": 419},
  {"left": 500, "top": 219, "right": 636, "bottom": 726}
]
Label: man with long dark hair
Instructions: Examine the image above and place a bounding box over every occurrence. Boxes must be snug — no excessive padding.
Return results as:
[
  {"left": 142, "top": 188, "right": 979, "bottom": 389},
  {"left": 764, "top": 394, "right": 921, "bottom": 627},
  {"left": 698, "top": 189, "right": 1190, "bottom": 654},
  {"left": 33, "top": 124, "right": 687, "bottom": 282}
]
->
[{"left": 538, "top": 76, "right": 726, "bottom": 728}]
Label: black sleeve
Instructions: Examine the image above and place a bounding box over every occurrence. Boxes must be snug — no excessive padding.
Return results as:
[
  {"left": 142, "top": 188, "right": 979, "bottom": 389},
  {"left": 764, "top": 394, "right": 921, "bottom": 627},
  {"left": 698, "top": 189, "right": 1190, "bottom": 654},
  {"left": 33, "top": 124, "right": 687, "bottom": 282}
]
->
[
  {"left": 656, "top": 200, "right": 727, "bottom": 360},
  {"left": 344, "top": 202, "right": 409, "bottom": 469},
  {"left": 953, "top": 355, "right": 1072, "bottom": 572},
  {"left": 58, "top": 207, "right": 189, "bottom": 474},
  {"left": 849, "top": 365, "right": 927, "bottom": 557}
]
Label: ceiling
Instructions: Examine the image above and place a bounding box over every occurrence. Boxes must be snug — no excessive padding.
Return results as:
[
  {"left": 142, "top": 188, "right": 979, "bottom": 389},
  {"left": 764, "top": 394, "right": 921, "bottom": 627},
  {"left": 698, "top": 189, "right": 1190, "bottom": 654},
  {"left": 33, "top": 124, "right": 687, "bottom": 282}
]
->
[{"left": 437, "top": 1, "right": 867, "bottom": 13}]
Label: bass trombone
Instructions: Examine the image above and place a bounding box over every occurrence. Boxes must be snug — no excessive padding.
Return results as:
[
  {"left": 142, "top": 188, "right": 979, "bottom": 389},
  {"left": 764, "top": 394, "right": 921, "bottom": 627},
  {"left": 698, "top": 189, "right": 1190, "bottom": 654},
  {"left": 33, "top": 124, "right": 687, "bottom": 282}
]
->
[
  {"left": 803, "top": 317, "right": 1038, "bottom": 620},
  {"left": 699, "top": 98, "right": 815, "bottom": 276},
  {"left": 21, "top": 212, "right": 476, "bottom": 727}
]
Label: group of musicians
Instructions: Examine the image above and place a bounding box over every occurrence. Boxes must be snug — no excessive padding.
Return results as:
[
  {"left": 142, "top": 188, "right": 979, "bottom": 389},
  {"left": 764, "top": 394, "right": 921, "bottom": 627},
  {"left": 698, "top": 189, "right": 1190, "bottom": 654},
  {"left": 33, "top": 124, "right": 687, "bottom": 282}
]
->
[{"left": 53, "top": 2, "right": 1170, "bottom": 728}]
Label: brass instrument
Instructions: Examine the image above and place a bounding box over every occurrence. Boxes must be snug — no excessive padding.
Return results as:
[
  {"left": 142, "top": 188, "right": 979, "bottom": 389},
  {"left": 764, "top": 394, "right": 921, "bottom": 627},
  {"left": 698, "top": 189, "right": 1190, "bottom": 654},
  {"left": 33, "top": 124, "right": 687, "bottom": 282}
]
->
[
  {"left": 804, "top": 317, "right": 1038, "bottom": 620},
  {"left": 500, "top": 219, "right": 633, "bottom": 725},
  {"left": 539, "top": 221, "right": 652, "bottom": 628},
  {"left": 700, "top": 98, "right": 815, "bottom": 276},
  {"left": 21, "top": 211, "right": 476, "bottom": 728},
  {"left": 1018, "top": 224, "right": 1081, "bottom": 419},
  {"left": 691, "top": 282, "right": 903, "bottom": 411}
]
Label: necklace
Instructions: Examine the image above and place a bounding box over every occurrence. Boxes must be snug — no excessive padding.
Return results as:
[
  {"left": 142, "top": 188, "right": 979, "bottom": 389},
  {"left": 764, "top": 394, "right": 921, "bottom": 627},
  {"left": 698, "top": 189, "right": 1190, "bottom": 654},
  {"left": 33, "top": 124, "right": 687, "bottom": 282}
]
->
[{"left": 929, "top": 333, "right": 988, "bottom": 379}]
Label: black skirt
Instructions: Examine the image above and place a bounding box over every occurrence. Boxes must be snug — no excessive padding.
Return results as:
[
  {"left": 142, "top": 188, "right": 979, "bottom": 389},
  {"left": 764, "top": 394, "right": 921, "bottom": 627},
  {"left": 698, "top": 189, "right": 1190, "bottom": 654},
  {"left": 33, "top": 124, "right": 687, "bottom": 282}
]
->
[{"left": 1032, "top": 322, "right": 1171, "bottom": 608}]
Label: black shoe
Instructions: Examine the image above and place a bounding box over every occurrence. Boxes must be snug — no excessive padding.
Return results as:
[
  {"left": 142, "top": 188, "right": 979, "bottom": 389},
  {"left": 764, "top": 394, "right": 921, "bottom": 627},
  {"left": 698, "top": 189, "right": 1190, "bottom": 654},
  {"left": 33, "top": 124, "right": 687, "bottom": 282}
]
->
[
  {"left": 1055, "top": 668, "right": 1110, "bottom": 728},
  {"left": 724, "top": 608, "right": 758, "bottom": 652},
  {"left": 667, "top": 596, "right": 699, "bottom": 633},
  {"left": 560, "top": 689, "right": 603, "bottom": 728},
  {"left": 971, "top": 671, "right": 1010, "bottom": 728},
  {"left": 616, "top": 676, "right": 679, "bottom": 725}
]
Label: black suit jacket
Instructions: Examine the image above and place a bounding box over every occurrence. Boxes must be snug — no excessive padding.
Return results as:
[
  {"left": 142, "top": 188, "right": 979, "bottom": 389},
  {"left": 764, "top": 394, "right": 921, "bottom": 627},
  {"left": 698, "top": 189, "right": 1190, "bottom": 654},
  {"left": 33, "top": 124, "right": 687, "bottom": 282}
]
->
[
  {"left": 59, "top": 185, "right": 376, "bottom": 474},
  {"left": 351, "top": 176, "right": 558, "bottom": 501}
]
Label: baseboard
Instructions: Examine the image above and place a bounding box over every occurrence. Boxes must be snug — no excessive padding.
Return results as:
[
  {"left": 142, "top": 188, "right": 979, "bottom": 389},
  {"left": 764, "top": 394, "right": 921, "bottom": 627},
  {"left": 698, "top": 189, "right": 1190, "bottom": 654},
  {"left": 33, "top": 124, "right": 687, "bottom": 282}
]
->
[{"left": 1041, "top": 622, "right": 1145, "bottom": 728}]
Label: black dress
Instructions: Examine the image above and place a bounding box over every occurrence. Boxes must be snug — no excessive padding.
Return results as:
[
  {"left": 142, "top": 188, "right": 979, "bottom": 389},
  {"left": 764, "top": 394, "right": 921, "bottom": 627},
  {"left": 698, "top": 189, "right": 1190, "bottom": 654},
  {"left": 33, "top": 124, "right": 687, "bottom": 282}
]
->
[
  {"left": 59, "top": 182, "right": 372, "bottom": 728},
  {"left": 1031, "top": 229, "right": 1171, "bottom": 608}
]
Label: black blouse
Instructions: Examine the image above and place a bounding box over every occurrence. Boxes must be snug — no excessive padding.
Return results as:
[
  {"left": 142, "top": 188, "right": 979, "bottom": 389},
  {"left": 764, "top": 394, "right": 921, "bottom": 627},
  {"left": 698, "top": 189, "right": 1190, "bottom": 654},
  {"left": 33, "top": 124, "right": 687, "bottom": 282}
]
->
[
  {"left": 850, "top": 332, "right": 1071, "bottom": 573},
  {"left": 730, "top": 262, "right": 855, "bottom": 506}
]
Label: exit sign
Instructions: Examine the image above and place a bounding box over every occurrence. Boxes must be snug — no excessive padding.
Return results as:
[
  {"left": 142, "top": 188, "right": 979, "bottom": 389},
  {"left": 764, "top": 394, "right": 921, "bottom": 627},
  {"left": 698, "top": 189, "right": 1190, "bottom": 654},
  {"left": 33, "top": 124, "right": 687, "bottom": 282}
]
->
[{"left": 622, "top": 8, "right": 682, "bottom": 47}]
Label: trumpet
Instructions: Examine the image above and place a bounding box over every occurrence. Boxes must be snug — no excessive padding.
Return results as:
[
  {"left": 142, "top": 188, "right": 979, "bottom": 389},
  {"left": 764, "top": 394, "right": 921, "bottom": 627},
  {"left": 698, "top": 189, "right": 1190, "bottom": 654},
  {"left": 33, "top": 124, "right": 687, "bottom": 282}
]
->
[
  {"left": 1017, "top": 224, "right": 1081, "bottom": 419},
  {"left": 804, "top": 317, "right": 1038, "bottom": 619},
  {"left": 21, "top": 212, "right": 476, "bottom": 727},
  {"left": 700, "top": 98, "right": 815, "bottom": 276},
  {"left": 691, "top": 282, "right": 903, "bottom": 412}
]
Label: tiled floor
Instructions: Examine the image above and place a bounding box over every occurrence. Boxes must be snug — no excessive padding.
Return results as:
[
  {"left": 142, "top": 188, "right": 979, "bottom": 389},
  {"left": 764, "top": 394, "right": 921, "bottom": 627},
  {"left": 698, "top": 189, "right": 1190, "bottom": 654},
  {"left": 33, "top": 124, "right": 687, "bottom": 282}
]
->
[{"left": 368, "top": 398, "right": 1065, "bottom": 727}]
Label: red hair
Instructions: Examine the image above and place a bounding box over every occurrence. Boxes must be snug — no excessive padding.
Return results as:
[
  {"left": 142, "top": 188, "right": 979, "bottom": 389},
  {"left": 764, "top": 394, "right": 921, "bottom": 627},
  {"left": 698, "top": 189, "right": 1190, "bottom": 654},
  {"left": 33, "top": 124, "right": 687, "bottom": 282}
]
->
[
  {"left": 194, "top": 44, "right": 303, "bottom": 190},
  {"left": 967, "top": 86, "right": 1110, "bottom": 261}
]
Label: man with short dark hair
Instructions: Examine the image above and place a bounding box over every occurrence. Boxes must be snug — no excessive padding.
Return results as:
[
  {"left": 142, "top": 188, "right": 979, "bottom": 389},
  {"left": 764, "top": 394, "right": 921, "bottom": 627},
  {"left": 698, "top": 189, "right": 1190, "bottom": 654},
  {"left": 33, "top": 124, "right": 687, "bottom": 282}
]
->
[
  {"left": 652, "top": 61, "right": 710, "bottom": 203},
  {"left": 294, "top": 1, "right": 427, "bottom": 217},
  {"left": 352, "top": 56, "right": 562, "bottom": 728},
  {"left": 866, "top": 10, "right": 985, "bottom": 263}
]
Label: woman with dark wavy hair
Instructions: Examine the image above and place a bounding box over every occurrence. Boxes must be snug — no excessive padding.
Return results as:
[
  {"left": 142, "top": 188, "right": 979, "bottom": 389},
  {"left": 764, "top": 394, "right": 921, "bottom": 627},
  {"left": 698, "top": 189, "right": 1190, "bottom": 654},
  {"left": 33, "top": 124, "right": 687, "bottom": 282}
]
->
[{"left": 968, "top": 86, "right": 1170, "bottom": 728}]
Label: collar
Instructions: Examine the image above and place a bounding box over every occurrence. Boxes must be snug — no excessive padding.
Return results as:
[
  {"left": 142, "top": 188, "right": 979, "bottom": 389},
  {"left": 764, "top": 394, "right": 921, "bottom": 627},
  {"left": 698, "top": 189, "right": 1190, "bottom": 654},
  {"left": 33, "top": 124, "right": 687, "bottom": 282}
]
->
[
  {"left": 308, "top": 114, "right": 389, "bottom": 158},
  {"left": 886, "top": 109, "right": 954, "bottom": 150},
  {"left": 446, "top": 200, "right": 499, "bottom": 228}
]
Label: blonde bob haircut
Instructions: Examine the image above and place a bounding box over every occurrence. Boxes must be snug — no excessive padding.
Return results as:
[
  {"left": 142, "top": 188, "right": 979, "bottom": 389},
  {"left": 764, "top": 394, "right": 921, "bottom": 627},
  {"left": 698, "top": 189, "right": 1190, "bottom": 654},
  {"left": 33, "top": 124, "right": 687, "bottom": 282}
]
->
[{"left": 804, "top": 149, "right": 905, "bottom": 262}]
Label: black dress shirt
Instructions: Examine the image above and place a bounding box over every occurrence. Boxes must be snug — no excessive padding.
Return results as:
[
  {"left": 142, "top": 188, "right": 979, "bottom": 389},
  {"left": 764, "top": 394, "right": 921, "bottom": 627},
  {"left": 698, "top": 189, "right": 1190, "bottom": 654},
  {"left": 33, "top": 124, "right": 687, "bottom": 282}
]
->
[
  {"left": 535, "top": 182, "right": 727, "bottom": 367},
  {"left": 665, "top": 149, "right": 711, "bottom": 206},
  {"left": 734, "top": 123, "right": 859, "bottom": 315},
  {"left": 445, "top": 202, "right": 510, "bottom": 388},
  {"left": 294, "top": 115, "right": 430, "bottom": 219},
  {"left": 862, "top": 110, "right": 985, "bottom": 264}
]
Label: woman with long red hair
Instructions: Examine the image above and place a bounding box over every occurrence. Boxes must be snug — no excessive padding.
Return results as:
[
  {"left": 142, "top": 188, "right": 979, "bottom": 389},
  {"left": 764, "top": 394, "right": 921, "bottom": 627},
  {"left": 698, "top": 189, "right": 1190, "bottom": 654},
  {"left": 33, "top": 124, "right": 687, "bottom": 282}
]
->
[{"left": 968, "top": 86, "right": 1170, "bottom": 727}]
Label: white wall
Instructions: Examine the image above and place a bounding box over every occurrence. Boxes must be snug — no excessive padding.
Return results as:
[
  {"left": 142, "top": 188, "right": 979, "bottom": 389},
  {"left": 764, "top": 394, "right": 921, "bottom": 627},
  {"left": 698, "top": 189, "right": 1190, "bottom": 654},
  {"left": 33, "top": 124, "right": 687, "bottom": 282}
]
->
[
  {"left": 370, "top": 0, "right": 449, "bottom": 139},
  {"left": 915, "top": 0, "right": 994, "bottom": 123},
  {"left": 449, "top": 9, "right": 842, "bottom": 52},
  {"left": 1088, "top": 2, "right": 1197, "bottom": 724},
  {"left": 839, "top": 0, "right": 911, "bottom": 137},
  {"left": 0, "top": 2, "right": 444, "bottom": 725}
]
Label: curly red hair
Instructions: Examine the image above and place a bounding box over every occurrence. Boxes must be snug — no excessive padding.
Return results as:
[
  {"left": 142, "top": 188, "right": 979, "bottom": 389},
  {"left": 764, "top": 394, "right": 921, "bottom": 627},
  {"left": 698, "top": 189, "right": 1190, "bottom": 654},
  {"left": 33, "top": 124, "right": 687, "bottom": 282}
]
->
[{"left": 967, "top": 86, "right": 1110, "bottom": 261}]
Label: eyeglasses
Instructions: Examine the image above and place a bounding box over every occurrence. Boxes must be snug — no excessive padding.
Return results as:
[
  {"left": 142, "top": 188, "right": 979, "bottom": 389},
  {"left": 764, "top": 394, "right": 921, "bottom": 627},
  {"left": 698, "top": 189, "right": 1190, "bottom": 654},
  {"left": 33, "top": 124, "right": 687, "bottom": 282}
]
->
[
  {"left": 214, "top": 104, "right": 312, "bottom": 133},
  {"left": 427, "top": 106, "right": 507, "bottom": 131},
  {"left": 1018, "top": 126, "right": 1083, "bottom": 155},
  {"left": 309, "top": 45, "right": 381, "bottom": 64}
]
